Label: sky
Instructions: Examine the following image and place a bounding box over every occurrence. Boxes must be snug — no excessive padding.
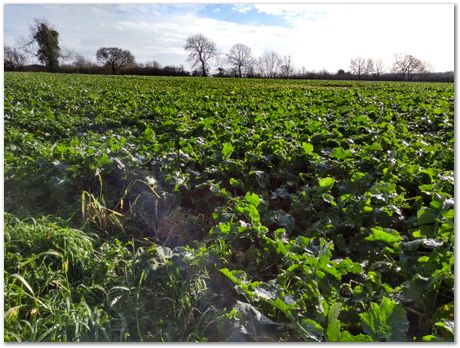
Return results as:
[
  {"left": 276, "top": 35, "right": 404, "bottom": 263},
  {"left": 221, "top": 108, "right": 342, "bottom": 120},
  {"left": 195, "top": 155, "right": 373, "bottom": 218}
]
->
[{"left": 3, "top": 3, "right": 455, "bottom": 73}]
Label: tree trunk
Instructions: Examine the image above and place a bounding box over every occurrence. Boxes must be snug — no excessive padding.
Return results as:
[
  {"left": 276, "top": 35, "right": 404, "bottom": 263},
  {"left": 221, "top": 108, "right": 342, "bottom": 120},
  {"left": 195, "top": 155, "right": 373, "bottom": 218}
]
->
[{"left": 201, "top": 60, "right": 206, "bottom": 77}]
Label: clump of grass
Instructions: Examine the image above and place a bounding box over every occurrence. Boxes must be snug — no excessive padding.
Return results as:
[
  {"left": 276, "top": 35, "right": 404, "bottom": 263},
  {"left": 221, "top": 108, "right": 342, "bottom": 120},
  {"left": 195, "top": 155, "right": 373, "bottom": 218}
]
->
[
  {"left": 4, "top": 213, "right": 106, "bottom": 342},
  {"left": 4, "top": 213, "right": 219, "bottom": 342}
]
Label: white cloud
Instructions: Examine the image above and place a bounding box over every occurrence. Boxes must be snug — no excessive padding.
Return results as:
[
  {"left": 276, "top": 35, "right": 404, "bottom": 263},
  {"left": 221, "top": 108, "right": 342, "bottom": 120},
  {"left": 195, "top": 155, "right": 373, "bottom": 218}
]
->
[
  {"left": 231, "top": 4, "right": 253, "bottom": 14},
  {"left": 253, "top": 4, "right": 327, "bottom": 24},
  {"left": 3, "top": 3, "right": 454, "bottom": 72}
]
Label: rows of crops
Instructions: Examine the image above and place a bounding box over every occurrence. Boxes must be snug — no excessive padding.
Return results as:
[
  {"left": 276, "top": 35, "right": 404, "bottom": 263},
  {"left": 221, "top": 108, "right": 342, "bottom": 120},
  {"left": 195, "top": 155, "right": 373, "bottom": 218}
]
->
[{"left": 4, "top": 72, "right": 454, "bottom": 342}]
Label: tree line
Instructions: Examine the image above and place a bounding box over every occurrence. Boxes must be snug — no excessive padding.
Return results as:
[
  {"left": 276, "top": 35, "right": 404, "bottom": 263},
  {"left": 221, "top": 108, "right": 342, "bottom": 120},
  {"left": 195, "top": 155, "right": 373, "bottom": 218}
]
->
[{"left": 4, "top": 19, "right": 453, "bottom": 82}]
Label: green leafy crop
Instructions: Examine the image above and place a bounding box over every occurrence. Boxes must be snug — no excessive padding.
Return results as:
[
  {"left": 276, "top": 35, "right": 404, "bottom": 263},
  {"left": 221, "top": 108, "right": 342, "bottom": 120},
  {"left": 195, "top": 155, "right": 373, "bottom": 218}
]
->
[{"left": 4, "top": 73, "right": 454, "bottom": 342}]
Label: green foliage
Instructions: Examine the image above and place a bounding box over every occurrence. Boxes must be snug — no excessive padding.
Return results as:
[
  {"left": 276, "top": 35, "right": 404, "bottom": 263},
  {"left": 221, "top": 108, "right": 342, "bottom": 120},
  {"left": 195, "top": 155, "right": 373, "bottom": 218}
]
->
[
  {"left": 359, "top": 297, "right": 409, "bottom": 341},
  {"left": 32, "top": 21, "right": 61, "bottom": 71},
  {"left": 301, "top": 142, "right": 314, "bottom": 155},
  {"left": 222, "top": 142, "right": 234, "bottom": 159},
  {"left": 4, "top": 73, "right": 454, "bottom": 342}
]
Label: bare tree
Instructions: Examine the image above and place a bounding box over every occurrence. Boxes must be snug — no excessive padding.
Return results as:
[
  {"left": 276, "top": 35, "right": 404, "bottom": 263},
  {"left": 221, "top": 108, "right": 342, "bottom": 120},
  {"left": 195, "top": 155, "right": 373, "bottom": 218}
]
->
[
  {"left": 184, "top": 33, "right": 217, "bottom": 77},
  {"left": 280, "top": 55, "right": 294, "bottom": 78},
  {"left": 96, "top": 47, "right": 135, "bottom": 74},
  {"left": 350, "top": 57, "right": 366, "bottom": 79},
  {"left": 71, "top": 54, "right": 95, "bottom": 69},
  {"left": 4, "top": 45, "right": 26, "bottom": 70},
  {"left": 419, "top": 61, "right": 433, "bottom": 81},
  {"left": 259, "top": 50, "right": 281, "bottom": 78},
  {"left": 246, "top": 59, "right": 257, "bottom": 77},
  {"left": 392, "top": 54, "right": 427, "bottom": 81},
  {"left": 145, "top": 60, "right": 162, "bottom": 69},
  {"left": 227, "top": 43, "right": 253, "bottom": 78},
  {"left": 214, "top": 51, "right": 229, "bottom": 76},
  {"left": 374, "top": 59, "right": 385, "bottom": 80},
  {"left": 364, "top": 58, "right": 375, "bottom": 76}
]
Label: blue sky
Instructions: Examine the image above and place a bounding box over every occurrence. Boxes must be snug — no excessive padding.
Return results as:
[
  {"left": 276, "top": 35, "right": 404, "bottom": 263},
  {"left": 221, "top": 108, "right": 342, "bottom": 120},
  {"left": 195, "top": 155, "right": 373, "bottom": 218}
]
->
[
  {"left": 3, "top": 3, "right": 454, "bottom": 72},
  {"left": 198, "top": 4, "right": 288, "bottom": 26}
]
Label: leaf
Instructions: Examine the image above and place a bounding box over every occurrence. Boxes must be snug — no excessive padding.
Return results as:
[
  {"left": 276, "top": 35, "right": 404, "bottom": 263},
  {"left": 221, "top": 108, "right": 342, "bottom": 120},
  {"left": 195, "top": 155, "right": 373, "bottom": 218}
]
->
[
  {"left": 359, "top": 297, "right": 409, "bottom": 341},
  {"left": 319, "top": 177, "right": 335, "bottom": 189},
  {"left": 340, "top": 331, "right": 373, "bottom": 342},
  {"left": 225, "top": 301, "right": 282, "bottom": 342},
  {"left": 300, "top": 318, "right": 324, "bottom": 342},
  {"left": 421, "top": 335, "right": 438, "bottom": 342},
  {"left": 268, "top": 209, "right": 295, "bottom": 232},
  {"left": 365, "top": 227, "right": 402, "bottom": 244},
  {"left": 10, "top": 273, "right": 35, "bottom": 297},
  {"left": 220, "top": 268, "right": 248, "bottom": 286},
  {"left": 244, "top": 192, "right": 260, "bottom": 207},
  {"left": 321, "top": 193, "right": 336, "bottom": 206},
  {"left": 253, "top": 283, "right": 277, "bottom": 301},
  {"left": 19, "top": 249, "right": 63, "bottom": 268},
  {"left": 222, "top": 142, "right": 234, "bottom": 158},
  {"left": 5, "top": 306, "right": 21, "bottom": 322},
  {"left": 301, "top": 142, "right": 314, "bottom": 154},
  {"left": 271, "top": 297, "right": 296, "bottom": 314},
  {"left": 326, "top": 303, "right": 342, "bottom": 342},
  {"left": 435, "top": 320, "right": 454, "bottom": 335},
  {"left": 331, "top": 147, "right": 352, "bottom": 159},
  {"left": 402, "top": 238, "right": 443, "bottom": 251},
  {"left": 417, "top": 207, "right": 438, "bottom": 225},
  {"left": 229, "top": 177, "right": 240, "bottom": 186}
]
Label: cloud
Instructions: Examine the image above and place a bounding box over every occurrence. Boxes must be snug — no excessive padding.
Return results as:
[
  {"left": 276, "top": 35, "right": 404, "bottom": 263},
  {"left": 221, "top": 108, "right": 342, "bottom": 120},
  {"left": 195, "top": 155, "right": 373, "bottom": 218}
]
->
[
  {"left": 253, "top": 4, "right": 327, "bottom": 24},
  {"left": 232, "top": 4, "right": 253, "bottom": 14},
  {"left": 4, "top": 4, "right": 454, "bottom": 72}
]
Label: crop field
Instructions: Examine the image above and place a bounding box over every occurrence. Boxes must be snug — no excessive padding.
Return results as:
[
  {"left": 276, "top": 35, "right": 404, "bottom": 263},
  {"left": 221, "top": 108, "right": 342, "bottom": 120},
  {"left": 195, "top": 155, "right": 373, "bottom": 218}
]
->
[{"left": 4, "top": 72, "right": 454, "bottom": 342}]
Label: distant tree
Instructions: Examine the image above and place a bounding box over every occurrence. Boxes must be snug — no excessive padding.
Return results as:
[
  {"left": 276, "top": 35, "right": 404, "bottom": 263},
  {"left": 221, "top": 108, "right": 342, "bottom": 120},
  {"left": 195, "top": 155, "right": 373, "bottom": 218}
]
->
[
  {"left": 259, "top": 50, "right": 281, "bottom": 78},
  {"left": 184, "top": 33, "right": 217, "bottom": 77},
  {"left": 96, "top": 47, "right": 135, "bottom": 74},
  {"left": 22, "top": 19, "right": 62, "bottom": 71},
  {"left": 4, "top": 45, "right": 26, "bottom": 69},
  {"left": 374, "top": 59, "right": 385, "bottom": 79},
  {"left": 226, "top": 43, "right": 253, "bottom": 78},
  {"left": 299, "top": 66, "right": 308, "bottom": 76},
  {"left": 419, "top": 61, "right": 433, "bottom": 81},
  {"left": 246, "top": 60, "right": 257, "bottom": 77},
  {"left": 145, "top": 60, "right": 162, "bottom": 69},
  {"left": 392, "top": 54, "right": 427, "bottom": 81},
  {"left": 280, "top": 55, "right": 294, "bottom": 78},
  {"left": 364, "top": 58, "right": 375, "bottom": 75},
  {"left": 71, "top": 54, "right": 95, "bottom": 69},
  {"left": 350, "top": 57, "right": 366, "bottom": 79}
]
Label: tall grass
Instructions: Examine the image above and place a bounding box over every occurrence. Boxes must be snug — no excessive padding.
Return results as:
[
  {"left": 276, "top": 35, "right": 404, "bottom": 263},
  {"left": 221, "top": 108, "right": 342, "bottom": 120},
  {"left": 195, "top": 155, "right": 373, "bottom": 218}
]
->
[{"left": 4, "top": 213, "right": 217, "bottom": 342}]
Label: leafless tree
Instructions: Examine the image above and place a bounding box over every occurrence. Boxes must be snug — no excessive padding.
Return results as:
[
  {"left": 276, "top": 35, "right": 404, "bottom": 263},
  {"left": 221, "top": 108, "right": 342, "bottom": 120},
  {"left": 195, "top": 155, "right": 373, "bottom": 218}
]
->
[
  {"left": 299, "top": 66, "right": 308, "bottom": 77},
  {"left": 144, "top": 60, "right": 162, "bottom": 69},
  {"left": 374, "top": 59, "right": 385, "bottom": 79},
  {"left": 364, "top": 58, "right": 375, "bottom": 75},
  {"left": 71, "top": 54, "right": 95, "bottom": 69},
  {"left": 246, "top": 59, "right": 258, "bottom": 77},
  {"left": 184, "top": 33, "right": 217, "bottom": 77},
  {"left": 280, "top": 55, "right": 294, "bottom": 78},
  {"left": 4, "top": 45, "right": 26, "bottom": 69},
  {"left": 226, "top": 43, "right": 253, "bottom": 77},
  {"left": 214, "top": 51, "right": 229, "bottom": 76},
  {"left": 419, "top": 61, "right": 433, "bottom": 81},
  {"left": 259, "top": 50, "right": 281, "bottom": 78},
  {"left": 392, "top": 54, "right": 427, "bottom": 81},
  {"left": 350, "top": 57, "right": 366, "bottom": 79},
  {"left": 96, "top": 47, "right": 135, "bottom": 74}
]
